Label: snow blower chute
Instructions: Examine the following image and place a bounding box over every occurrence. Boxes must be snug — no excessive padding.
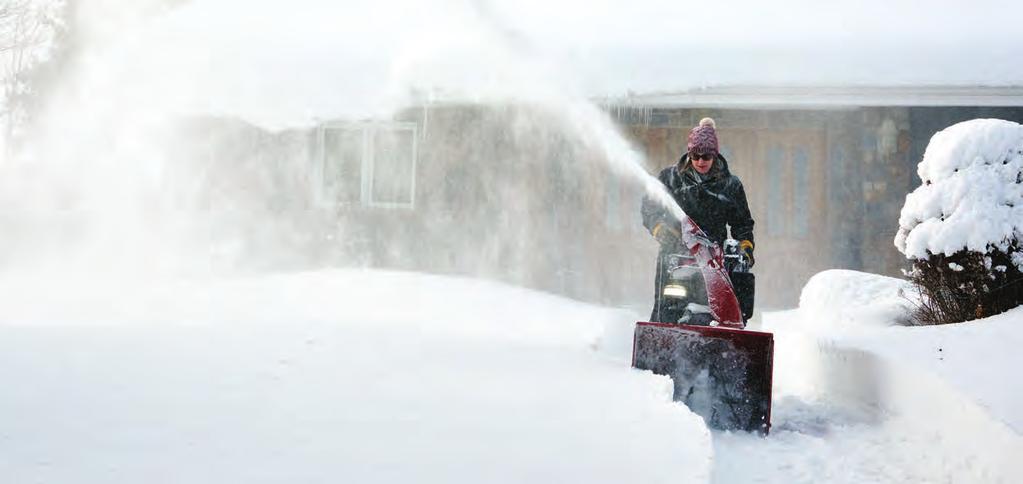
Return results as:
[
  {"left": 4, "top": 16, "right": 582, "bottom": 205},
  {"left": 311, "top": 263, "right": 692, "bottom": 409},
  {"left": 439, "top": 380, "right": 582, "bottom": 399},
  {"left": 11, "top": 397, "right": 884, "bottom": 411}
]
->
[{"left": 632, "top": 217, "right": 774, "bottom": 434}]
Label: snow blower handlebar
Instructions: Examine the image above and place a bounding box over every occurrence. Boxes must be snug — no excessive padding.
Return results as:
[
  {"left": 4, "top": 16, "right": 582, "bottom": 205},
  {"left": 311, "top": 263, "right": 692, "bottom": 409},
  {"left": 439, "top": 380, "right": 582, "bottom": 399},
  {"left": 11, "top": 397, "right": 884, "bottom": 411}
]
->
[{"left": 723, "top": 226, "right": 751, "bottom": 274}]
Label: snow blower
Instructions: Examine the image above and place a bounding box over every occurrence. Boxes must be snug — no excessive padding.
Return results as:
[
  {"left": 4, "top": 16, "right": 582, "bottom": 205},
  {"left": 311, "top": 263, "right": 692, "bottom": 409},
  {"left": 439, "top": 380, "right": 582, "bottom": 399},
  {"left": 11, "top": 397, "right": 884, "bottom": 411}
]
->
[{"left": 632, "top": 218, "right": 774, "bottom": 434}]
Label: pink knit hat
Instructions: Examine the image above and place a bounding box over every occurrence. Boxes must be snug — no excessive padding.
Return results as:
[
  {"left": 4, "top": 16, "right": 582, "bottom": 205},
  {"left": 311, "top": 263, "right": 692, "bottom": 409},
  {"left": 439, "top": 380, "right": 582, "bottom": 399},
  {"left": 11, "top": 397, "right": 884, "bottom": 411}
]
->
[{"left": 687, "top": 117, "right": 718, "bottom": 154}]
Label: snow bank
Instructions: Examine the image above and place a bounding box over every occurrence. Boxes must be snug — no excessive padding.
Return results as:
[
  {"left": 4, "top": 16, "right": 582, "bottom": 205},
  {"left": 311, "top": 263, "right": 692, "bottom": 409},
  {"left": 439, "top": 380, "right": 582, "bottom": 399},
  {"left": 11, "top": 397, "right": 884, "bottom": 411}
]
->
[
  {"left": 746, "top": 270, "right": 1023, "bottom": 481},
  {"left": 873, "top": 308, "right": 1023, "bottom": 434},
  {"left": 797, "top": 269, "right": 914, "bottom": 329},
  {"left": 760, "top": 309, "right": 1023, "bottom": 483},
  {"left": 0, "top": 270, "right": 711, "bottom": 483},
  {"left": 793, "top": 269, "right": 1023, "bottom": 434},
  {"left": 895, "top": 119, "right": 1023, "bottom": 262}
]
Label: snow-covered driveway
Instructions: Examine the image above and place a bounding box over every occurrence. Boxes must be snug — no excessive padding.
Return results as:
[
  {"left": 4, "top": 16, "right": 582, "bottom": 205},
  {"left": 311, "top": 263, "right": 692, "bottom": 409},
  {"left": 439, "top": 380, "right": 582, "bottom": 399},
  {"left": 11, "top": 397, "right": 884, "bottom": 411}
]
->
[{"left": 0, "top": 271, "right": 709, "bottom": 484}]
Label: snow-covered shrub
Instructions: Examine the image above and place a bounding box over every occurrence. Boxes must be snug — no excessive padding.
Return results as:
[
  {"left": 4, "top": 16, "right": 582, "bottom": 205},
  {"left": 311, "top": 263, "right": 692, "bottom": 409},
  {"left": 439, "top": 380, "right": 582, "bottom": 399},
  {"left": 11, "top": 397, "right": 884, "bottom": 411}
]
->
[{"left": 895, "top": 119, "right": 1023, "bottom": 324}]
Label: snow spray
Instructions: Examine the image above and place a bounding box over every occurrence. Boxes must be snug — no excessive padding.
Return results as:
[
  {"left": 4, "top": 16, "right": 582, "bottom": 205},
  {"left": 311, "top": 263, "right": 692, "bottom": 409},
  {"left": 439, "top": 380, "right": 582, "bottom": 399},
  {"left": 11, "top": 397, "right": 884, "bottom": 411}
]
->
[{"left": 0, "top": 0, "right": 687, "bottom": 284}]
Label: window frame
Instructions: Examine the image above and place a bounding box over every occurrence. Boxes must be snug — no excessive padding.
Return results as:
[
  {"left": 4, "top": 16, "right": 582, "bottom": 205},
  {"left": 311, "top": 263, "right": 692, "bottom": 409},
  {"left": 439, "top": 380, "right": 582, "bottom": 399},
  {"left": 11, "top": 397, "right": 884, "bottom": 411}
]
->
[
  {"left": 315, "top": 121, "right": 418, "bottom": 209},
  {"left": 366, "top": 122, "right": 418, "bottom": 209}
]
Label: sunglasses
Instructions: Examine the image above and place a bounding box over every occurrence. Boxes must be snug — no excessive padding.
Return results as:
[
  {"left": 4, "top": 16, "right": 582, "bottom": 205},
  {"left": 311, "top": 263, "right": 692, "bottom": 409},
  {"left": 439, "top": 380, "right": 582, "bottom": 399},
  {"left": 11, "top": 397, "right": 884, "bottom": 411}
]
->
[{"left": 690, "top": 152, "right": 715, "bottom": 161}]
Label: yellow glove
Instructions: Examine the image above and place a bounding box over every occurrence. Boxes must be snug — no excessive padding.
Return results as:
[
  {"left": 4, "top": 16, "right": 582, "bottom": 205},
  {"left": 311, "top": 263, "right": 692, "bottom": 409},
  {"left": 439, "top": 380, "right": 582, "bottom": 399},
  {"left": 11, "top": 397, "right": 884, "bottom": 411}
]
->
[
  {"left": 652, "top": 223, "right": 681, "bottom": 247},
  {"left": 739, "top": 240, "right": 754, "bottom": 267}
]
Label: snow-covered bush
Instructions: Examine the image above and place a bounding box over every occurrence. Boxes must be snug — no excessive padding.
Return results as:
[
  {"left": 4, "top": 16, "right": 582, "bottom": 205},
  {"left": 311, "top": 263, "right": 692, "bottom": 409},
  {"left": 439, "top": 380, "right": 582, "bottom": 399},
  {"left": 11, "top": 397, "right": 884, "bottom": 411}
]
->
[{"left": 895, "top": 119, "right": 1023, "bottom": 324}]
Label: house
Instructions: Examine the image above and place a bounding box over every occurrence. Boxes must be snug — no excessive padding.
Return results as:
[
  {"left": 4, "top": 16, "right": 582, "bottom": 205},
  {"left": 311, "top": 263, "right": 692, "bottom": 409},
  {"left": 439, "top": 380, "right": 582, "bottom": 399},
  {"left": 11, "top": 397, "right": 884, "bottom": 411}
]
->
[{"left": 181, "top": 86, "right": 1023, "bottom": 311}]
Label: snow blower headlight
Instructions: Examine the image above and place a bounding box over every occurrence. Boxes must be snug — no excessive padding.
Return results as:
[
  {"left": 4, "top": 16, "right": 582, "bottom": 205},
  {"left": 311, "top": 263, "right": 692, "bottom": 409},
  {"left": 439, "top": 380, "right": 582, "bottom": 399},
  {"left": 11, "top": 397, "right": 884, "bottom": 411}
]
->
[{"left": 663, "top": 284, "right": 688, "bottom": 298}]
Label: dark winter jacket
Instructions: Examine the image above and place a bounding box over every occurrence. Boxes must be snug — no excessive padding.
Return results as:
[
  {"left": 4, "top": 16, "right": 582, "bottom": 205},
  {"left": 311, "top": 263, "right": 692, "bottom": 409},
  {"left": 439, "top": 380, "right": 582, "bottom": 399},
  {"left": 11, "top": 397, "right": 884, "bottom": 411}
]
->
[{"left": 641, "top": 153, "right": 755, "bottom": 249}]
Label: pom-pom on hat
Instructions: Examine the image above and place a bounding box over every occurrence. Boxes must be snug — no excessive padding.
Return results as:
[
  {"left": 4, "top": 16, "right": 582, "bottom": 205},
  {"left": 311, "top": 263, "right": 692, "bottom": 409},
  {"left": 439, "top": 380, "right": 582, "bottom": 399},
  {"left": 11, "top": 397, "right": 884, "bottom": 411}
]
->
[{"left": 687, "top": 117, "right": 718, "bottom": 154}]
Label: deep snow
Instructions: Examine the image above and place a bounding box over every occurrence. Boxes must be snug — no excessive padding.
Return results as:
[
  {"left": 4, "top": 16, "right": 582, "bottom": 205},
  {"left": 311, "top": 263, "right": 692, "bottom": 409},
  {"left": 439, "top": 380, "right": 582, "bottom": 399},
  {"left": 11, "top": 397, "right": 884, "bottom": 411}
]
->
[
  {"left": 742, "top": 269, "right": 1023, "bottom": 483},
  {"left": 791, "top": 270, "right": 1023, "bottom": 436},
  {"left": 0, "top": 271, "right": 711, "bottom": 484}
]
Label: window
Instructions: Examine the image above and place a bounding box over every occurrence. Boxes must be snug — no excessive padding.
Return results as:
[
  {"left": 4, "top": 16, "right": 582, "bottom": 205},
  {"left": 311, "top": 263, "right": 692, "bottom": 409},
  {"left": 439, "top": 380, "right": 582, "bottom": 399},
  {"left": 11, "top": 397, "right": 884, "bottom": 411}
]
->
[
  {"left": 792, "top": 148, "right": 810, "bottom": 237},
  {"left": 766, "top": 146, "right": 786, "bottom": 237},
  {"left": 318, "top": 122, "right": 417, "bottom": 208},
  {"left": 321, "top": 127, "right": 365, "bottom": 204},
  {"left": 369, "top": 126, "right": 417, "bottom": 207}
]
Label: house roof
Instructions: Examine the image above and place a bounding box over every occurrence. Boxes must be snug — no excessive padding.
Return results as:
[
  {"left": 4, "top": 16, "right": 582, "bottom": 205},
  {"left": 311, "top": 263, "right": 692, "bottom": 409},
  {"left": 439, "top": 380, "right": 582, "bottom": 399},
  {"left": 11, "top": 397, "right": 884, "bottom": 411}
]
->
[{"left": 605, "top": 85, "right": 1023, "bottom": 109}]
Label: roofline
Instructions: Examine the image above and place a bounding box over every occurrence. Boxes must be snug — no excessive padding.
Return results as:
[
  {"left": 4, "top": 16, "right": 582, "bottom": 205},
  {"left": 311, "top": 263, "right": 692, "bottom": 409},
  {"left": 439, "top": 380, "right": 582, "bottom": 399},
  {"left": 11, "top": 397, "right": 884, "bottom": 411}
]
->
[{"left": 600, "top": 85, "right": 1023, "bottom": 109}]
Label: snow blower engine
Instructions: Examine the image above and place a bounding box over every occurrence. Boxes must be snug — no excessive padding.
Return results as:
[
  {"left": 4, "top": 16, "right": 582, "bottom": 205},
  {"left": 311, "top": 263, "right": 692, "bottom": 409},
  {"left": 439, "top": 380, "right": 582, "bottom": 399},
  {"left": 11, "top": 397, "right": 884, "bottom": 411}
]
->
[{"left": 633, "top": 221, "right": 774, "bottom": 434}]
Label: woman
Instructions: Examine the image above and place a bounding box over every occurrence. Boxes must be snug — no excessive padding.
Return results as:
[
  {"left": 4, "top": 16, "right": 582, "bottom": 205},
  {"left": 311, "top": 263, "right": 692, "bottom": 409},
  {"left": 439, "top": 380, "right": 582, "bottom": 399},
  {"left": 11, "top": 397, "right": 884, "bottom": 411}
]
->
[{"left": 640, "top": 118, "right": 755, "bottom": 324}]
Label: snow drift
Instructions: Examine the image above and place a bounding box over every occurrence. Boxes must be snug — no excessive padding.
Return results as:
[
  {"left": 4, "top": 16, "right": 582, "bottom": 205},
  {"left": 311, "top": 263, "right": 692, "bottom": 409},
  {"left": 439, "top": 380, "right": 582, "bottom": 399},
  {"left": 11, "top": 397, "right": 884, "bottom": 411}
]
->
[
  {"left": 0, "top": 270, "right": 712, "bottom": 483},
  {"left": 793, "top": 269, "right": 1023, "bottom": 435},
  {"left": 733, "top": 269, "right": 1023, "bottom": 483},
  {"left": 798, "top": 269, "right": 915, "bottom": 329}
]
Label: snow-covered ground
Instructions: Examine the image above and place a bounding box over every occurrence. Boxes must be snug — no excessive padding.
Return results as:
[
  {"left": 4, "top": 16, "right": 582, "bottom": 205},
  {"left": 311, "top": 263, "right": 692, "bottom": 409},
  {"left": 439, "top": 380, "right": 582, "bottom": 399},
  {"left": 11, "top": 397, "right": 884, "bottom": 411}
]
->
[
  {"left": 0, "top": 270, "right": 711, "bottom": 484},
  {"left": 785, "top": 269, "right": 1023, "bottom": 435},
  {"left": 732, "top": 269, "right": 1023, "bottom": 483},
  {"left": 2, "top": 268, "right": 1021, "bottom": 483}
]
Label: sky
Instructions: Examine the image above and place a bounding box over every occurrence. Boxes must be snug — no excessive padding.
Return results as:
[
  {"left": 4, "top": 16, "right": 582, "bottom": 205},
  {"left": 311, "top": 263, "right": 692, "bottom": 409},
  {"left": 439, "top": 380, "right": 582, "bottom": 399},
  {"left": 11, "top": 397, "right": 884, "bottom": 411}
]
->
[{"left": 55, "top": 0, "right": 1022, "bottom": 129}]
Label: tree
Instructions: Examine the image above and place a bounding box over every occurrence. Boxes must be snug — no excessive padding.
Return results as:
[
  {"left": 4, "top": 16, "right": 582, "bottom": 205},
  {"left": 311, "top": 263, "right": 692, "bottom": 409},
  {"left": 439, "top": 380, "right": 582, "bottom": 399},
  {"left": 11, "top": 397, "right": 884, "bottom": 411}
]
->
[{"left": 0, "top": 0, "right": 65, "bottom": 154}]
